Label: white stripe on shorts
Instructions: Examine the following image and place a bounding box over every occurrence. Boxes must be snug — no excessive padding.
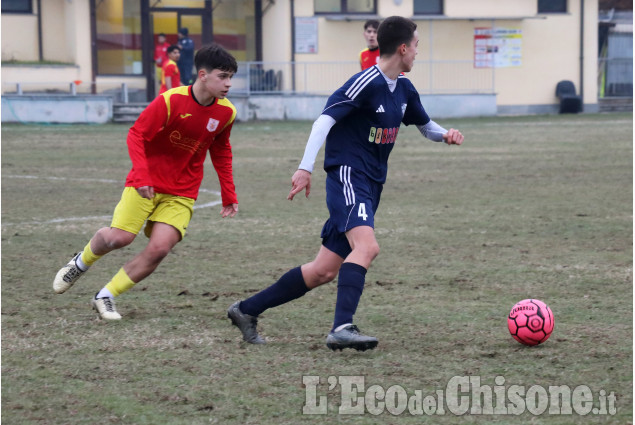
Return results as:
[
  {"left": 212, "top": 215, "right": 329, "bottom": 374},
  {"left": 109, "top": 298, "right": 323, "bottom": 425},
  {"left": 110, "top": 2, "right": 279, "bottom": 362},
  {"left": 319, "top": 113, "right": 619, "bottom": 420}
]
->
[{"left": 339, "top": 165, "right": 355, "bottom": 206}]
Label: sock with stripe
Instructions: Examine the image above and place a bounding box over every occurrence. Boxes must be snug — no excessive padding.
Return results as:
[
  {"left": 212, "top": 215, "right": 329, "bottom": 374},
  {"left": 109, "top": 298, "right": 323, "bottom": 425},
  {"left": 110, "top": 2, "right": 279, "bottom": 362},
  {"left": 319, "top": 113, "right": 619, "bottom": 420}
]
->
[
  {"left": 332, "top": 262, "right": 367, "bottom": 331},
  {"left": 240, "top": 267, "right": 310, "bottom": 317}
]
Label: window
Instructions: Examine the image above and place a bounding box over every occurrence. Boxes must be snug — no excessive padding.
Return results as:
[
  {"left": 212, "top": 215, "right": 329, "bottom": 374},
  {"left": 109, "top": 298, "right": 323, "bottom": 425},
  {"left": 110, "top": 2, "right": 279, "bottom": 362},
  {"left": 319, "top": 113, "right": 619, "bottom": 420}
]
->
[
  {"left": 538, "top": 0, "right": 567, "bottom": 13},
  {"left": 314, "top": 0, "right": 376, "bottom": 14},
  {"left": 2, "top": 0, "right": 32, "bottom": 13},
  {"left": 414, "top": 0, "right": 443, "bottom": 15},
  {"left": 95, "top": 0, "right": 142, "bottom": 75}
]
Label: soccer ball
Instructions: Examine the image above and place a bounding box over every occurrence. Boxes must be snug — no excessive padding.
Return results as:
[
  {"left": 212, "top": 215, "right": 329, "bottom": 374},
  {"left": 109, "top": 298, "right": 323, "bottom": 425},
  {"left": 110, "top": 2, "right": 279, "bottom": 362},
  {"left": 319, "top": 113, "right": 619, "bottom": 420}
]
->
[{"left": 507, "top": 299, "right": 554, "bottom": 346}]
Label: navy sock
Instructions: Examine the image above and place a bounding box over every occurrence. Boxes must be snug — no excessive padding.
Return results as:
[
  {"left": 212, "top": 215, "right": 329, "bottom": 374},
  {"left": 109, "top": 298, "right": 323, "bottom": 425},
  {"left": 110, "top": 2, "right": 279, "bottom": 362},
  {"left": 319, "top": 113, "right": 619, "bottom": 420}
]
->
[
  {"left": 332, "top": 262, "right": 367, "bottom": 331},
  {"left": 240, "top": 267, "right": 309, "bottom": 317}
]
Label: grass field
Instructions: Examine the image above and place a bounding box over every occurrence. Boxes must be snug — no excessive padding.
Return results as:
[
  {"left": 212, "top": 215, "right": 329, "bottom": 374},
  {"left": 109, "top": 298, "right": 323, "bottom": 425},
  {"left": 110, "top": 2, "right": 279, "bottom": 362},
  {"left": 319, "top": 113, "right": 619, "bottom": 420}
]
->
[{"left": 2, "top": 113, "right": 632, "bottom": 424}]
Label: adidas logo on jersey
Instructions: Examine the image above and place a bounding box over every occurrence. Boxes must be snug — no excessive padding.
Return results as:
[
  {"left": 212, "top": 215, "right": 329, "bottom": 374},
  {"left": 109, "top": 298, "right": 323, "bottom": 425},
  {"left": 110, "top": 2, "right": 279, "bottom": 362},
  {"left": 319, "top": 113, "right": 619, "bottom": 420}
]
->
[{"left": 375, "top": 105, "right": 385, "bottom": 113}]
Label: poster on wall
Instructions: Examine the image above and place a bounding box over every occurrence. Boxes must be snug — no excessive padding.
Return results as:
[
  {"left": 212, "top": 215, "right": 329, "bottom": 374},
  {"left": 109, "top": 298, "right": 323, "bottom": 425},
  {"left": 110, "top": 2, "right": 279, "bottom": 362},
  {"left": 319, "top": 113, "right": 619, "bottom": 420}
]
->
[
  {"left": 474, "top": 28, "right": 522, "bottom": 68},
  {"left": 295, "top": 17, "right": 318, "bottom": 54}
]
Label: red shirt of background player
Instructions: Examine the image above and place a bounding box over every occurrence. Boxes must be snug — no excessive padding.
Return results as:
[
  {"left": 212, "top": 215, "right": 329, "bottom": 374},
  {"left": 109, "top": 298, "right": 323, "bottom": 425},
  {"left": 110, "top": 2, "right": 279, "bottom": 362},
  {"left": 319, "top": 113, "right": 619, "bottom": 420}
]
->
[
  {"left": 154, "top": 41, "right": 170, "bottom": 69},
  {"left": 359, "top": 48, "right": 380, "bottom": 70},
  {"left": 159, "top": 59, "right": 181, "bottom": 94}
]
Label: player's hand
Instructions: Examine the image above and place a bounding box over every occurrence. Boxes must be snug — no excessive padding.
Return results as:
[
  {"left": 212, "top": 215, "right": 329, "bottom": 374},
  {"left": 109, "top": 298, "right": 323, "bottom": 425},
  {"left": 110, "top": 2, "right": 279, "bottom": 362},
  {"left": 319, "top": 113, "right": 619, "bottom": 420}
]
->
[
  {"left": 137, "top": 186, "right": 155, "bottom": 199},
  {"left": 221, "top": 203, "right": 239, "bottom": 218},
  {"left": 443, "top": 129, "right": 464, "bottom": 145},
  {"left": 288, "top": 169, "right": 312, "bottom": 200}
]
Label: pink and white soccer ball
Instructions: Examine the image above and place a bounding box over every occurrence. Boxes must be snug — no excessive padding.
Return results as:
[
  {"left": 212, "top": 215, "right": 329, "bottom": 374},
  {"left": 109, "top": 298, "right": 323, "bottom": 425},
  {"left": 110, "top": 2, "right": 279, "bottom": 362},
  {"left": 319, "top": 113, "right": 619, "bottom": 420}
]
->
[{"left": 507, "top": 299, "right": 554, "bottom": 346}]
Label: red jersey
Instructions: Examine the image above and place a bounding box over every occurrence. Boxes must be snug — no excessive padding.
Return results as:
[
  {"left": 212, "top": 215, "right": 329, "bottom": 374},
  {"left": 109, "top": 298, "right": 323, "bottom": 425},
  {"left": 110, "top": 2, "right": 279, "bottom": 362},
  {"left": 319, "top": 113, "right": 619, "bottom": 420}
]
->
[
  {"left": 159, "top": 59, "right": 181, "bottom": 94},
  {"left": 154, "top": 41, "right": 170, "bottom": 68},
  {"left": 125, "top": 86, "right": 238, "bottom": 205},
  {"left": 359, "top": 48, "right": 380, "bottom": 70}
]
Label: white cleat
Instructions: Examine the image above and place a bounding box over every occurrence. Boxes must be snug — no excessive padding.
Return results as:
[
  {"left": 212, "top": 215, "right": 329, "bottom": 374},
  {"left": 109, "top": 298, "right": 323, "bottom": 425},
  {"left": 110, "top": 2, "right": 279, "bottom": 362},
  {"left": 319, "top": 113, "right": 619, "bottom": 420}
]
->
[
  {"left": 91, "top": 297, "right": 122, "bottom": 320},
  {"left": 53, "top": 253, "right": 86, "bottom": 294}
]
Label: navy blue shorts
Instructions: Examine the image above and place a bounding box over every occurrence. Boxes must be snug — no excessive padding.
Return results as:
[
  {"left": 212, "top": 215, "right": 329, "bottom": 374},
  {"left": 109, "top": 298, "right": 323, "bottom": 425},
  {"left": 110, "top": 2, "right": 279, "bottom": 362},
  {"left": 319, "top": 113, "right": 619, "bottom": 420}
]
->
[{"left": 321, "top": 165, "right": 383, "bottom": 259}]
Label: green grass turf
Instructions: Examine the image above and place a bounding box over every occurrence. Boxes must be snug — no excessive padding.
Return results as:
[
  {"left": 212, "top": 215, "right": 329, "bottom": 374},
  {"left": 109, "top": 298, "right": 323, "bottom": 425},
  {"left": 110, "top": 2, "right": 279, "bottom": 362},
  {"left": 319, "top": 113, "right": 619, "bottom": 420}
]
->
[{"left": 1, "top": 113, "right": 632, "bottom": 424}]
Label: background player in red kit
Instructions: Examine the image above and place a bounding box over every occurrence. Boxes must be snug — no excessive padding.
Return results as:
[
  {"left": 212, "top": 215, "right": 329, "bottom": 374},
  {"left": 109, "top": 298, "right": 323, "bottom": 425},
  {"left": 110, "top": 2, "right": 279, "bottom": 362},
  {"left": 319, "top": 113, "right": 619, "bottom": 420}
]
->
[
  {"left": 359, "top": 19, "right": 380, "bottom": 70},
  {"left": 159, "top": 45, "right": 182, "bottom": 94},
  {"left": 154, "top": 33, "right": 170, "bottom": 92},
  {"left": 53, "top": 43, "right": 240, "bottom": 320}
]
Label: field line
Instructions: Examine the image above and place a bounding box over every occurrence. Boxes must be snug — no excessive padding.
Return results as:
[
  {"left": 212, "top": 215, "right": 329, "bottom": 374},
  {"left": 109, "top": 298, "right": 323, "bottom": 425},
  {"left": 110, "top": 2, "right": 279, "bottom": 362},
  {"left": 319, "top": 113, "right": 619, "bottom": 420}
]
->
[{"left": 2, "top": 175, "right": 222, "bottom": 226}]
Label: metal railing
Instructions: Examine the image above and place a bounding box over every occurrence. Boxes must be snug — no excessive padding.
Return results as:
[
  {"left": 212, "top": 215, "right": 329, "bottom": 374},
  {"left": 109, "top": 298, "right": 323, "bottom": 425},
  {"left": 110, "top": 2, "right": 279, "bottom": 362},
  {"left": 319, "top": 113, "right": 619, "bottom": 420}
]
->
[
  {"left": 598, "top": 57, "right": 633, "bottom": 97},
  {"left": 2, "top": 60, "right": 496, "bottom": 101},
  {"left": 233, "top": 60, "right": 496, "bottom": 95}
]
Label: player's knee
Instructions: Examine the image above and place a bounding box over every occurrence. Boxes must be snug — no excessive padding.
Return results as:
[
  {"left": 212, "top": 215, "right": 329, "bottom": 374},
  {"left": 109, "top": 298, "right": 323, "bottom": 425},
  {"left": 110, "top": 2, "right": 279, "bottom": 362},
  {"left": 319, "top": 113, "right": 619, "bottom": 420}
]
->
[
  {"left": 315, "top": 268, "right": 338, "bottom": 285},
  {"left": 145, "top": 243, "right": 172, "bottom": 263},
  {"left": 359, "top": 242, "right": 380, "bottom": 261},
  {"left": 102, "top": 229, "right": 135, "bottom": 250}
]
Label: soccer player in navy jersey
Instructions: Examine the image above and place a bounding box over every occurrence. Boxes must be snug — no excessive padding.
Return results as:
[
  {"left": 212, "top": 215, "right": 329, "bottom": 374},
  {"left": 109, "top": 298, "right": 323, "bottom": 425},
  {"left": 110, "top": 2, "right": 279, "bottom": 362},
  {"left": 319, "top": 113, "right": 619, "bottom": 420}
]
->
[{"left": 228, "top": 16, "right": 464, "bottom": 350}]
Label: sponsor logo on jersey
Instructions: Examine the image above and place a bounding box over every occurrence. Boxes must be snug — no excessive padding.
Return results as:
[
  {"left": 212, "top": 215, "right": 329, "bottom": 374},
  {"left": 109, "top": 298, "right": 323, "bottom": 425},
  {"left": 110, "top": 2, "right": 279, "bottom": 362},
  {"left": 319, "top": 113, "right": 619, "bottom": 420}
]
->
[
  {"left": 169, "top": 130, "right": 202, "bottom": 154},
  {"left": 206, "top": 118, "right": 219, "bottom": 132},
  {"left": 368, "top": 127, "right": 399, "bottom": 144}
]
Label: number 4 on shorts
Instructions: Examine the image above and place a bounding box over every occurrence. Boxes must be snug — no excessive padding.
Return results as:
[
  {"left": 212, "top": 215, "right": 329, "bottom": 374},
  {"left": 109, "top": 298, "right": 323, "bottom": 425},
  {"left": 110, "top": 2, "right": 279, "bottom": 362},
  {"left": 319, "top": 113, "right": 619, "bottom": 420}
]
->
[{"left": 358, "top": 203, "right": 368, "bottom": 221}]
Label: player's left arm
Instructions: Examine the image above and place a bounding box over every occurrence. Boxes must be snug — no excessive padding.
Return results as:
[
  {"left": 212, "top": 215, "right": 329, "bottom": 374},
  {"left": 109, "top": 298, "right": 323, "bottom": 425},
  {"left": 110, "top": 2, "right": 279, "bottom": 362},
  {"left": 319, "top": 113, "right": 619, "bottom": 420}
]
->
[
  {"left": 209, "top": 121, "right": 239, "bottom": 216},
  {"left": 403, "top": 86, "right": 464, "bottom": 145},
  {"left": 418, "top": 120, "right": 464, "bottom": 145}
]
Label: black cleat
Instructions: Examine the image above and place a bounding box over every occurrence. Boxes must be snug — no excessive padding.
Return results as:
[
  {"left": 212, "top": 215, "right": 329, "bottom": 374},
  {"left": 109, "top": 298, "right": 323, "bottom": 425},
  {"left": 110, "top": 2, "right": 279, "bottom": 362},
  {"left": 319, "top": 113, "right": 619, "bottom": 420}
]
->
[
  {"left": 326, "top": 325, "right": 378, "bottom": 351},
  {"left": 227, "top": 301, "right": 265, "bottom": 344}
]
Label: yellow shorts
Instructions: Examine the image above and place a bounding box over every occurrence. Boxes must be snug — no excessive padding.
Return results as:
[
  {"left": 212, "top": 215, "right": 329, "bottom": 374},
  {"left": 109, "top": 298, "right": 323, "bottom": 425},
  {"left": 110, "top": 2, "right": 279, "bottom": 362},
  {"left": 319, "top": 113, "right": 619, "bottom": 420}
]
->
[{"left": 110, "top": 187, "right": 194, "bottom": 239}]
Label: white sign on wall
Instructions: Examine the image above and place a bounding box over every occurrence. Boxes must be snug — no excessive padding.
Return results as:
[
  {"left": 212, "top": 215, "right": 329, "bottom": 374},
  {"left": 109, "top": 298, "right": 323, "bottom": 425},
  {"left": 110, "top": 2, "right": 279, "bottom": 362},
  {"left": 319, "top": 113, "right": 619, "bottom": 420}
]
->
[
  {"left": 474, "top": 28, "right": 522, "bottom": 68},
  {"left": 295, "top": 17, "right": 318, "bottom": 54}
]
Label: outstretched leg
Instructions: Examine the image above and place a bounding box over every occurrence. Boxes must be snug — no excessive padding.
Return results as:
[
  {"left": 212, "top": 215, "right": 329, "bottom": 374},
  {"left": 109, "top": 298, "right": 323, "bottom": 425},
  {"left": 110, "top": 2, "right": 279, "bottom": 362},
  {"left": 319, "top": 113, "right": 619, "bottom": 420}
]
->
[
  {"left": 228, "top": 246, "right": 344, "bottom": 343},
  {"left": 53, "top": 227, "right": 136, "bottom": 294}
]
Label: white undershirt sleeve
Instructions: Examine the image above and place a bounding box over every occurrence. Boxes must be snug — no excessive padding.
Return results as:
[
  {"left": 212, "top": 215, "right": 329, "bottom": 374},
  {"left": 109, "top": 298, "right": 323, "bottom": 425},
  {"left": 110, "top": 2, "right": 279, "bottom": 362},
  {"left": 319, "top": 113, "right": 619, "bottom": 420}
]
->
[
  {"left": 417, "top": 120, "right": 448, "bottom": 143},
  {"left": 298, "top": 114, "right": 336, "bottom": 172}
]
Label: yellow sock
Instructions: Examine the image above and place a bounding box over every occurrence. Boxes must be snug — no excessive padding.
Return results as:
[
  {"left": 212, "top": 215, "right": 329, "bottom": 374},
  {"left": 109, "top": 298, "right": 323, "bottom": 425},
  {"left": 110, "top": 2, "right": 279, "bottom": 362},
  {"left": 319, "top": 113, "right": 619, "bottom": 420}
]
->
[
  {"left": 105, "top": 268, "right": 136, "bottom": 297},
  {"left": 80, "top": 240, "right": 102, "bottom": 267}
]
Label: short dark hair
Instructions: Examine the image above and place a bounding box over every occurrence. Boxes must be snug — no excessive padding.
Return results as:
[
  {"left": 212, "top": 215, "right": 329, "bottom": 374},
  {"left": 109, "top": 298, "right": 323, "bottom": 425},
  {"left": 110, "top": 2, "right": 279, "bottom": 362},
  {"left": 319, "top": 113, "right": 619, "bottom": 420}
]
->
[
  {"left": 194, "top": 43, "right": 238, "bottom": 74},
  {"left": 167, "top": 45, "right": 180, "bottom": 54},
  {"left": 364, "top": 19, "right": 380, "bottom": 30},
  {"left": 377, "top": 16, "right": 417, "bottom": 56},
  {"left": 158, "top": 32, "right": 166, "bottom": 38}
]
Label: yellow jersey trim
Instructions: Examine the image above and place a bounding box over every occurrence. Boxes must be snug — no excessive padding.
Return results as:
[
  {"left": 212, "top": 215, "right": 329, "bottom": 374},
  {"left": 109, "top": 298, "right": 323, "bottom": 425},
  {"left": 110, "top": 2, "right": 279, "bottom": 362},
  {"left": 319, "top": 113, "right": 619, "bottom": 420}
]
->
[
  {"left": 217, "top": 98, "right": 237, "bottom": 132},
  {"left": 161, "top": 86, "right": 190, "bottom": 125}
]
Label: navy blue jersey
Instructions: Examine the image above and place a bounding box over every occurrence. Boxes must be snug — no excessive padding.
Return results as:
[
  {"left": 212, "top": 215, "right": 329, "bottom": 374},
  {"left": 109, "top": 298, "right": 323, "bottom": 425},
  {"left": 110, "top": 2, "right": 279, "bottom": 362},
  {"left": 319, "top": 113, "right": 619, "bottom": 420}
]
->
[{"left": 321, "top": 65, "right": 431, "bottom": 183}]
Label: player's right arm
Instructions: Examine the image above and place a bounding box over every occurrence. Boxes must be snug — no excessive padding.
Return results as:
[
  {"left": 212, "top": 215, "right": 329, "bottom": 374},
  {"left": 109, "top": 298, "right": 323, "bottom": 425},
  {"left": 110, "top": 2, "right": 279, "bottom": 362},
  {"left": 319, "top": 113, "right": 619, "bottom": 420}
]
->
[
  {"left": 126, "top": 96, "right": 169, "bottom": 198},
  {"left": 288, "top": 114, "right": 336, "bottom": 200}
]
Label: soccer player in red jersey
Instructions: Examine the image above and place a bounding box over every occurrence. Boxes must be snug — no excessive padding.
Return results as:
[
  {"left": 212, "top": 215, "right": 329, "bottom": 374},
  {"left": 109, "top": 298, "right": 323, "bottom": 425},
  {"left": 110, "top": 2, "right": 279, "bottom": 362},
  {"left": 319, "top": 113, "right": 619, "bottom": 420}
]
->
[
  {"left": 154, "top": 33, "right": 170, "bottom": 92},
  {"left": 154, "top": 33, "right": 170, "bottom": 70},
  {"left": 159, "top": 45, "right": 182, "bottom": 94},
  {"left": 359, "top": 19, "right": 380, "bottom": 70},
  {"left": 53, "top": 43, "right": 240, "bottom": 320}
]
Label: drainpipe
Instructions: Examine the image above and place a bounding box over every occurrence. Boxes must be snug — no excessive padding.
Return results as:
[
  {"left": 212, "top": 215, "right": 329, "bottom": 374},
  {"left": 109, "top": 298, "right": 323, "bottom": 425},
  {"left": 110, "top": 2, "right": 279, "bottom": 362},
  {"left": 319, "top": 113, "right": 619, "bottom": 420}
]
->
[
  {"left": 579, "top": 0, "right": 584, "bottom": 105},
  {"left": 290, "top": 0, "right": 296, "bottom": 91},
  {"left": 37, "top": 0, "right": 43, "bottom": 61}
]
